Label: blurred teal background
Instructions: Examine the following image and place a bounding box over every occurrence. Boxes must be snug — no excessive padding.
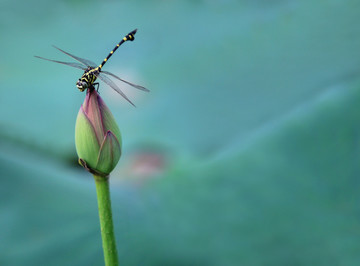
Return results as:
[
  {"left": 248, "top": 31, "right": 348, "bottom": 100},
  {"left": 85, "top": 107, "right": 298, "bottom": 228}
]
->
[{"left": 1, "top": 0, "right": 360, "bottom": 265}]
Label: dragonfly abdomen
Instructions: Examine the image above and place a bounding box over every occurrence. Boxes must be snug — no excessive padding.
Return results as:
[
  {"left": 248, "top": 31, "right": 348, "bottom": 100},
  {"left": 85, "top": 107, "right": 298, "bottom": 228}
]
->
[{"left": 98, "top": 29, "right": 137, "bottom": 70}]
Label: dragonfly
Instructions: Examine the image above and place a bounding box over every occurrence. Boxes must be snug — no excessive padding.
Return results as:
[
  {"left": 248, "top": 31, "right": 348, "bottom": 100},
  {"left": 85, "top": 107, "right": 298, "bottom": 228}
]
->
[{"left": 35, "top": 29, "right": 148, "bottom": 106}]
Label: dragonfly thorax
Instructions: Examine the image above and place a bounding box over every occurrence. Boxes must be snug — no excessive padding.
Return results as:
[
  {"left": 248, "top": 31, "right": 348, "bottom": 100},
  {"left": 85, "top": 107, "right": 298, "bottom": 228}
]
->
[{"left": 76, "top": 67, "right": 99, "bottom": 92}]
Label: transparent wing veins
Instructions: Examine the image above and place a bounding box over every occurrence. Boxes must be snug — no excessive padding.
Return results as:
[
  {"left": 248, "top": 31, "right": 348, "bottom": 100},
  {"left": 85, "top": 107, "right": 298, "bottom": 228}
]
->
[
  {"left": 34, "top": 56, "right": 87, "bottom": 70},
  {"left": 100, "top": 71, "right": 149, "bottom": 92},
  {"left": 52, "top": 45, "right": 97, "bottom": 67},
  {"left": 96, "top": 74, "right": 136, "bottom": 107}
]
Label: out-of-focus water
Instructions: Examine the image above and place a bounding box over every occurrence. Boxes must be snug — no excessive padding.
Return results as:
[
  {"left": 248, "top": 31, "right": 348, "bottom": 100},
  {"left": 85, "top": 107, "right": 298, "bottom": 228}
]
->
[{"left": 1, "top": 0, "right": 360, "bottom": 265}]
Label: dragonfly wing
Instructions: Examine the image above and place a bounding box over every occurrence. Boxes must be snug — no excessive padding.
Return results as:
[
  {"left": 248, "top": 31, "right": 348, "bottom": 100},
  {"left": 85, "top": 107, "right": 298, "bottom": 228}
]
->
[
  {"left": 96, "top": 74, "right": 135, "bottom": 107},
  {"left": 52, "top": 45, "right": 97, "bottom": 67},
  {"left": 101, "top": 71, "right": 149, "bottom": 92},
  {"left": 34, "top": 56, "right": 87, "bottom": 70}
]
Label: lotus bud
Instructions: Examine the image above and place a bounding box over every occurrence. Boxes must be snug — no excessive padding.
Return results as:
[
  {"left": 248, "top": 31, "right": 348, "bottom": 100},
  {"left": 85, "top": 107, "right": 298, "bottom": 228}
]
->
[{"left": 75, "top": 89, "right": 122, "bottom": 176}]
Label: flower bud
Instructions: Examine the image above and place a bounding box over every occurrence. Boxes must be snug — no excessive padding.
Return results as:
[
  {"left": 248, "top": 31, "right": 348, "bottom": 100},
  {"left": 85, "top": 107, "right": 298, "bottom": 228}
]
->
[{"left": 75, "top": 89, "right": 122, "bottom": 176}]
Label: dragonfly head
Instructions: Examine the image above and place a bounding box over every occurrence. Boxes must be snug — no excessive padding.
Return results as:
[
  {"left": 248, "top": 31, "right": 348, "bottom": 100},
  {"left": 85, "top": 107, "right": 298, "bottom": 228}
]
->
[{"left": 76, "top": 79, "right": 88, "bottom": 92}]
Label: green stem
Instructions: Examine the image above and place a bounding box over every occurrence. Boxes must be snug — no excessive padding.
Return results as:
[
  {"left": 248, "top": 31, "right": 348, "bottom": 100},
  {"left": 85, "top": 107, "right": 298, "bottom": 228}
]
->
[{"left": 94, "top": 174, "right": 119, "bottom": 266}]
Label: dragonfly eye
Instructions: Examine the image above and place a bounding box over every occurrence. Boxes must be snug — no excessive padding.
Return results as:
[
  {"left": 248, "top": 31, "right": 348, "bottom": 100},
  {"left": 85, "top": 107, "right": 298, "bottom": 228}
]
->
[{"left": 76, "top": 80, "right": 87, "bottom": 92}]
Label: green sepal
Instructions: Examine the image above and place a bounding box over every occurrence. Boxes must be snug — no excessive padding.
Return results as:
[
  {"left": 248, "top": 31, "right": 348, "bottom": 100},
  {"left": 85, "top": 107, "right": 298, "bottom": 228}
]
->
[
  {"left": 75, "top": 107, "right": 100, "bottom": 169},
  {"left": 96, "top": 131, "right": 122, "bottom": 175}
]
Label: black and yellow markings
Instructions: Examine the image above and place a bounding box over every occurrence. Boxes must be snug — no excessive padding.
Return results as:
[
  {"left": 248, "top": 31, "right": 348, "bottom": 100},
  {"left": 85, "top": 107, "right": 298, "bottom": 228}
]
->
[
  {"left": 98, "top": 29, "right": 137, "bottom": 70},
  {"left": 77, "top": 66, "right": 100, "bottom": 90}
]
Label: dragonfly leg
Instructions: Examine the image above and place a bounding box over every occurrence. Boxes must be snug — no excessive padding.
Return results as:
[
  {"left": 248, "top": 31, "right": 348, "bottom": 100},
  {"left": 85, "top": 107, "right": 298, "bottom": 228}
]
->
[{"left": 93, "top": 83, "right": 100, "bottom": 92}]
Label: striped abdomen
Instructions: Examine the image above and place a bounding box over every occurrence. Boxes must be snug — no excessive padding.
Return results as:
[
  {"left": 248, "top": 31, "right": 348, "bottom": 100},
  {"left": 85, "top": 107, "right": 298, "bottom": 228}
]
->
[{"left": 98, "top": 29, "right": 137, "bottom": 70}]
